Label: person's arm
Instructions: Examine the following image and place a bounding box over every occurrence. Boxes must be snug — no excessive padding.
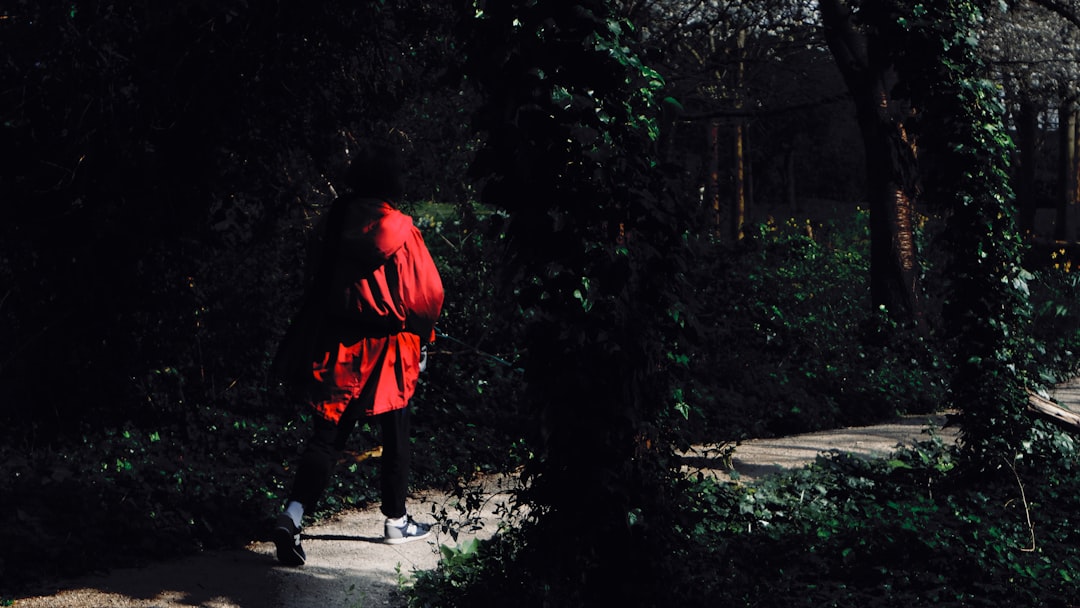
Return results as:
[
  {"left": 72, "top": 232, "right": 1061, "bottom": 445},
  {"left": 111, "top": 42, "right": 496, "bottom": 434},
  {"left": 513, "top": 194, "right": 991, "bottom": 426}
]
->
[{"left": 400, "top": 226, "right": 444, "bottom": 342}]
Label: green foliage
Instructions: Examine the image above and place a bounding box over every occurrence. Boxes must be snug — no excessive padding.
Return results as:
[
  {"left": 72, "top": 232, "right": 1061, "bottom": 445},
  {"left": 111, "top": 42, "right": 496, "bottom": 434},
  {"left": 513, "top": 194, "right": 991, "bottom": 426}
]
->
[
  {"left": 681, "top": 212, "right": 947, "bottom": 441},
  {"left": 408, "top": 525, "right": 532, "bottom": 607},
  {"left": 0, "top": 405, "right": 301, "bottom": 592},
  {"left": 405, "top": 202, "right": 529, "bottom": 483},
  {"left": 1027, "top": 268, "right": 1080, "bottom": 384},
  {"left": 412, "top": 434, "right": 1080, "bottom": 607},
  {"left": 663, "top": 439, "right": 1080, "bottom": 607},
  {"left": 410, "top": 2, "right": 1079, "bottom": 602}
]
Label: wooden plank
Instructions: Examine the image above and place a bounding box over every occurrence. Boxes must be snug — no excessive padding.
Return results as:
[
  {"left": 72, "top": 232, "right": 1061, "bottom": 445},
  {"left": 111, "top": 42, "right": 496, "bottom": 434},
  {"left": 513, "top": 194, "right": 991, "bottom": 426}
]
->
[{"left": 1027, "top": 390, "right": 1080, "bottom": 432}]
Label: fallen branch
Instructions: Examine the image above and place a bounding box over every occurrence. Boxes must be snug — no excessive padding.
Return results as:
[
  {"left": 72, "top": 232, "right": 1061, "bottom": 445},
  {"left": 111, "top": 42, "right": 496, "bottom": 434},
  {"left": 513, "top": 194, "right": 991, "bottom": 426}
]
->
[{"left": 1026, "top": 390, "right": 1080, "bottom": 432}]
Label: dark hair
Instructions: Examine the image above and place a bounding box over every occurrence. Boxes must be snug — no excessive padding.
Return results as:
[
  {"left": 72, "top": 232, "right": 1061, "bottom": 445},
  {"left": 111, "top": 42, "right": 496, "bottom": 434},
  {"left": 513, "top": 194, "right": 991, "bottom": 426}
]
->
[{"left": 344, "top": 141, "right": 405, "bottom": 200}]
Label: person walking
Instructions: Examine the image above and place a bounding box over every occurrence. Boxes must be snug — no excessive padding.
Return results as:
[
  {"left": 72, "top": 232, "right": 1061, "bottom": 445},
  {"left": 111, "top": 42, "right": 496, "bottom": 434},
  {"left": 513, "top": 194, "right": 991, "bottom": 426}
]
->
[{"left": 271, "top": 142, "right": 444, "bottom": 566}]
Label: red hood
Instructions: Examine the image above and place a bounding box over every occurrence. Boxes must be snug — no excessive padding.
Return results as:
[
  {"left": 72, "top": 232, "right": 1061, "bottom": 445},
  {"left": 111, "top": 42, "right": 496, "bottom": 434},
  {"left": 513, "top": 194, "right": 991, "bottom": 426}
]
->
[
  {"left": 363, "top": 202, "right": 414, "bottom": 260},
  {"left": 339, "top": 200, "right": 414, "bottom": 263}
]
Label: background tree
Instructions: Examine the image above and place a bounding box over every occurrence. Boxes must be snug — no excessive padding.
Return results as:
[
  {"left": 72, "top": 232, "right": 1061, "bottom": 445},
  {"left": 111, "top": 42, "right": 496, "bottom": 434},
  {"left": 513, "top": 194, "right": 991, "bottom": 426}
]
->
[
  {"left": 627, "top": 0, "right": 864, "bottom": 235},
  {"left": 818, "top": 0, "right": 926, "bottom": 325},
  {"left": 981, "top": 0, "right": 1080, "bottom": 242}
]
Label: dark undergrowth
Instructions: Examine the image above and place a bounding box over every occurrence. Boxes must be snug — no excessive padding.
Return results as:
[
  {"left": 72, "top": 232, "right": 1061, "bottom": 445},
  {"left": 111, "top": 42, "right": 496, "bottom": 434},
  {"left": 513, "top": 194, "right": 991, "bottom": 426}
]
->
[{"left": 3, "top": 207, "right": 1080, "bottom": 604}]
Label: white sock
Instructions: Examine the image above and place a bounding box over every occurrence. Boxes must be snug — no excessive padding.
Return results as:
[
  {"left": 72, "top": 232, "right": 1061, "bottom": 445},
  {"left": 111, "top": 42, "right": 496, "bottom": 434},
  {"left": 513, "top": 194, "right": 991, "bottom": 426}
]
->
[
  {"left": 386, "top": 514, "right": 407, "bottom": 527},
  {"left": 285, "top": 501, "right": 304, "bottom": 528}
]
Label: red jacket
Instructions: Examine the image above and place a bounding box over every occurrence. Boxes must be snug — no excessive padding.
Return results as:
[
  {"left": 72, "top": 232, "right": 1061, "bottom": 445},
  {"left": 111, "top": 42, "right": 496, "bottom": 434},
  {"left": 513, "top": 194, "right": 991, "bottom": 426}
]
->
[
  {"left": 278, "top": 198, "right": 443, "bottom": 422},
  {"left": 327, "top": 199, "right": 443, "bottom": 340}
]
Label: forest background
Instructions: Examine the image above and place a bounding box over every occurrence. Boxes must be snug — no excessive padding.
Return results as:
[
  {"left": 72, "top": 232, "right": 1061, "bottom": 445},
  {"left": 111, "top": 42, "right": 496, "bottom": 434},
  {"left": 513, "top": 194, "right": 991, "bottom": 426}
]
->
[{"left": 6, "top": 1, "right": 1080, "bottom": 606}]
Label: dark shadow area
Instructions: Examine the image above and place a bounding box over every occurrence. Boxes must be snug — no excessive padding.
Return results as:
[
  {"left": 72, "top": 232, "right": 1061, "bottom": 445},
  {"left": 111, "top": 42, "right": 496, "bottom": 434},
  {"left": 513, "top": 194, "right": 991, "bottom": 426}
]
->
[
  {"left": 302, "top": 533, "right": 386, "bottom": 544},
  {"left": 13, "top": 543, "right": 407, "bottom": 608},
  {"left": 678, "top": 460, "right": 790, "bottom": 483},
  {"left": 15, "top": 548, "right": 279, "bottom": 607}
]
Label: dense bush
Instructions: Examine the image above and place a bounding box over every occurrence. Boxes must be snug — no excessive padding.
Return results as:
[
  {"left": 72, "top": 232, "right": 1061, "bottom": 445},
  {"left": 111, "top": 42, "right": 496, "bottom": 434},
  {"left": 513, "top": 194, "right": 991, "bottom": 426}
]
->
[
  {"left": 1027, "top": 267, "right": 1080, "bottom": 386},
  {"left": 672, "top": 425, "right": 1080, "bottom": 607},
  {"left": 0, "top": 405, "right": 300, "bottom": 588},
  {"left": 682, "top": 211, "right": 947, "bottom": 443}
]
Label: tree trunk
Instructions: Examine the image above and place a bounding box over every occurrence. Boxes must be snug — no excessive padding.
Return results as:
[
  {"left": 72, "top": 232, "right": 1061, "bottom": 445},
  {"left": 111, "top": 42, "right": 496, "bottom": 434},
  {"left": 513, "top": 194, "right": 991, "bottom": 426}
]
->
[
  {"left": 1055, "top": 99, "right": 1077, "bottom": 241},
  {"left": 1015, "top": 97, "right": 1038, "bottom": 235},
  {"left": 785, "top": 148, "right": 798, "bottom": 209},
  {"left": 1072, "top": 100, "right": 1080, "bottom": 241},
  {"left": 745, "top": 125, "right": 753, "bottom": 213},
  {"left": 733, "top": 121, "right": 747, "bottom": 239},
  {"left": 706, "top": 118, "right": 722, "bottom": 234},
  {"left": 819, "top": 0, "right": 923, "bottom": 324},
  {"left": 732, "top": 29, "right": 747, "bottom": 240}
]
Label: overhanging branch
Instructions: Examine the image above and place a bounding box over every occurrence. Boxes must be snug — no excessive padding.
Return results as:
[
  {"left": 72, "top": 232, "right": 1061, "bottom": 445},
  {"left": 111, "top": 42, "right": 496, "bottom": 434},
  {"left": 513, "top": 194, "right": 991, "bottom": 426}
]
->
[{"left": 681, "top": 91, "right": 851, "bottom": 121}]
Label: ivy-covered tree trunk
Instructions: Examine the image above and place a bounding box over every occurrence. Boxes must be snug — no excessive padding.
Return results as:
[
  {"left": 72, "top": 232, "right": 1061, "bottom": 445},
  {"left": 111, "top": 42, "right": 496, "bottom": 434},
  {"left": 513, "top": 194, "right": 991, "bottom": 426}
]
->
[
  {"left": 461, "top": 1, "right": 692, "bottom": 604},
  {"left": 908, "top": 0, "right": 1033, "bottom": 460}
]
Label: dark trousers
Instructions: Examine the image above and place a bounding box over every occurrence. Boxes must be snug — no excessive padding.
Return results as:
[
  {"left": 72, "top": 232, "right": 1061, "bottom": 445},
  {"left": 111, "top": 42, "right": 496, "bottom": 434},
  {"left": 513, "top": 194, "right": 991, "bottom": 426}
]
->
[{"left": 288, "top": 406, "right": 411, "bottom": 519}]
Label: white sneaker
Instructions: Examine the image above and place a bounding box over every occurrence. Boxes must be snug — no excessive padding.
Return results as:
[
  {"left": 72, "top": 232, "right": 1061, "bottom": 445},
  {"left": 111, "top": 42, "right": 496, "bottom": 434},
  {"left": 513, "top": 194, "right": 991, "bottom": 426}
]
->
[{"left": 384, "top": 515, "right": 432, "bottom": 544}]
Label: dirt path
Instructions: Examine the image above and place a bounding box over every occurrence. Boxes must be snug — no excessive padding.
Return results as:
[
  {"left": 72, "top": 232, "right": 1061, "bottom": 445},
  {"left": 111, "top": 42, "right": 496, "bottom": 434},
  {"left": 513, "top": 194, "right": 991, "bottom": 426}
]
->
[
  {"left": 687, "top": 412, "right": 956, "bottom": 483},
  {"left": 12, "top": 481, "right": 514, "bottom": 608},
  {"left": 23, "top": 381, "right": 1080, "bottom": 608}
]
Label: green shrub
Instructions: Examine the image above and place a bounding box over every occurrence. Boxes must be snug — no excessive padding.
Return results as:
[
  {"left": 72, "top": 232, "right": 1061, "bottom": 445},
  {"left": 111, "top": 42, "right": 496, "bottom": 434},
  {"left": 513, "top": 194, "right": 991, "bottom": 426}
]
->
[
  {"left": 0, "top": 405, "right": 301, "bottom": 592},
  {"left": 1028, "top": 268, "right": 1080, "bottom": 384},
  {"left": 665, "top": 431, "right": 1080, "bottom": 607},
  {"left": 682, "top": 211, "right": 947, "bottom": 443},
  {"left": 405, "top": 202, "right": 528, "bottom": 484}
]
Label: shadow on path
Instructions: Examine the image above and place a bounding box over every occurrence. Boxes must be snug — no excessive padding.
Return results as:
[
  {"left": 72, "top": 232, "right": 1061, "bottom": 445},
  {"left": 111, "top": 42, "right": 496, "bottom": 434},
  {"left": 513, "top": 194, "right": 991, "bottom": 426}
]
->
[{"left": 13, "top": 491, "right": 503, "bottom": 608}]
